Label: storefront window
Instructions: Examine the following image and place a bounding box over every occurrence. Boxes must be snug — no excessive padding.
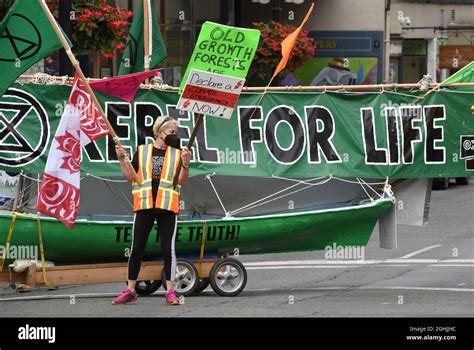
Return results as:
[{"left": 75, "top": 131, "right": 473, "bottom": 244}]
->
[{"left": 158, "top": 0, "right": 228, "bottom": 86}]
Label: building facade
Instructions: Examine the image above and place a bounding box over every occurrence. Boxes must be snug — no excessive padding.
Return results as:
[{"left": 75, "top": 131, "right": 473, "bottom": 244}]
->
[
  {"left": 390, "top": 0, "right": 474, "bottom": 83},
  {"left": 78, "top": 0, "right": 474, "bottom": 85}
]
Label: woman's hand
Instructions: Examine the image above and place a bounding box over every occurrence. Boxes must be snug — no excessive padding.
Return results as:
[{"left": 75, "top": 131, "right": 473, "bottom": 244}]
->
[
  {"left": 178, "top": 148, "right": 191, "bottom": 186},
  {"left": 181, "top": 148, "right": 191, "bottom": 167},
  {"left": 115, "top": 145, "right": 133, "bottom": 183},
  {"left": 115, "top": 145, "right": 128, "bottom": 161}
]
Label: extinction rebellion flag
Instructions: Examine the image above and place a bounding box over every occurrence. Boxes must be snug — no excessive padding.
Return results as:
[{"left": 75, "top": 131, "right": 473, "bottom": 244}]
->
[
  {"left": 0, "top": 0, "right": 66, "bottom": 97},
  {"left": 37, "top": 74, "right": 109, "bottom": 228}
]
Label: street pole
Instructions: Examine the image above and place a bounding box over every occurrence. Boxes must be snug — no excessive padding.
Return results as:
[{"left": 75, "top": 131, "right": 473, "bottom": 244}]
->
[
  {"left": 59, "top": 0, "right": 73, "bottom": 76},
  {"left": 144, "top": 0, "right": 151, "bottom": 84},
  {"left": 272, "top": 0, "right": 282, "bottom": 22},
  {"left": 384, "top": 0, "right": 391, "bottom": 83}
]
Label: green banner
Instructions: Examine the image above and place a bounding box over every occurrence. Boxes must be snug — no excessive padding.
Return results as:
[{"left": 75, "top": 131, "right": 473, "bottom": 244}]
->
[
  {"left": 179, "top": 22, "right": 260, "bottom": 93},
  {"left": 0, "top": 83, "right": 473, "bottom": 179}
]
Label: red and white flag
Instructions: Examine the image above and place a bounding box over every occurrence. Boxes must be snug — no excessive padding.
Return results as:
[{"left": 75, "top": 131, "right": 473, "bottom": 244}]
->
[
  {"left": 37, "top": 71, "right": 155, "bottom": 227},
  {"left": 37, "top": 74, "right": 109, "bottom": 228}
]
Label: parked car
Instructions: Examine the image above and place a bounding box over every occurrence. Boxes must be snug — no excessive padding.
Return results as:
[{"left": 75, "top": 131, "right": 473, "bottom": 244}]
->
[{"left": 432, "top": 177, "right": 470, "bottom": 190}]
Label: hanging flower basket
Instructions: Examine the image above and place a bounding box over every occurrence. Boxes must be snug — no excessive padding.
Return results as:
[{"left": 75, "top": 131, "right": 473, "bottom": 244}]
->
[{"left": 46, "top": 0, "right": 132, "bottom": 59}]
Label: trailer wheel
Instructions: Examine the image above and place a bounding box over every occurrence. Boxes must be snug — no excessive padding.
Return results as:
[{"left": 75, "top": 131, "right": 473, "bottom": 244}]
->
[
  {"left": 456, "top": 177, "right": 470, "bottom": 186},
  {"left": 162, "top": 259, "right": 198, "bottom": 296},
  {"left": 210, "top": 258, "right": 247, "bottom": 297},
  {"left": 132, "top": 280, "right": 162, "bottom": 296},
  {"left": 432, "top": 177, "right": 449, "bottom": 190},
  {"left": 193, "top": 278, "right": 210, "bottom": 294}
]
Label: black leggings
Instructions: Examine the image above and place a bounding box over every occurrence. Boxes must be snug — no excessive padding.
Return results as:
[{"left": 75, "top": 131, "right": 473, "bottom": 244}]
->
[{"left": 128, "top": 208, "right": 177, "bottom": 281}]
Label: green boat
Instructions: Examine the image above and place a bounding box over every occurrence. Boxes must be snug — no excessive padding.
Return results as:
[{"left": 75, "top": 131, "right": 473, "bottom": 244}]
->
[{"left": 0, "top": 194, "right": 394, "bottom": 267}]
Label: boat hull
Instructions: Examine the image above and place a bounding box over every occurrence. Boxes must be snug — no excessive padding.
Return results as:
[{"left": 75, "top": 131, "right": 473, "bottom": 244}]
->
[{"left": 0, "top": 198, "right": 393, "bottom": 267}]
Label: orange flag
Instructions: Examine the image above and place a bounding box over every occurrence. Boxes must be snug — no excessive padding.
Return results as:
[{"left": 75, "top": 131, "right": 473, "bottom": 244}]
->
[{"left": 270, "top": 2, "right": 315, "bottom": 84}]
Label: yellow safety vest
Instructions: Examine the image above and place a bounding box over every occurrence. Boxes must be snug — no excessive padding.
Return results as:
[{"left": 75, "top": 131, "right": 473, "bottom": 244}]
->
[{"left": 132, "top": 144, "right": 181, "bottom": 213}]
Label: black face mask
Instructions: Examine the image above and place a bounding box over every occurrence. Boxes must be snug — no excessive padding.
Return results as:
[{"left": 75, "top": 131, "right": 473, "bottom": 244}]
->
[{"left": 164, "top": 134, "right": 181, "bottom": 149}]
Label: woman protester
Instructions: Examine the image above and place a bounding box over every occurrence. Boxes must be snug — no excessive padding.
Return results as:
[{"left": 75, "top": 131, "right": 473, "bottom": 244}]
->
[{"left": 112, "top": 116, "right": 191, "bottom": 305}]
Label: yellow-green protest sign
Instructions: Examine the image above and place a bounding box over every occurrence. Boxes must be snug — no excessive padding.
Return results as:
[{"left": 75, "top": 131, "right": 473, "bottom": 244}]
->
[{"left": 179, "top": 22, "right": 260, "bottom": 93}]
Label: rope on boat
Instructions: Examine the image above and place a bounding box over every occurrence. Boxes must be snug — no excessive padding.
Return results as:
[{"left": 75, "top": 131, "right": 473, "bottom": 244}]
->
[
  {"left": 205, "top": 173, "right": 229, "bottom": 216},
  {"left": 357, "top": 177, "right": 384, "bottom": 200},
  {"left": 2, "top": 172, "right": 205, "bottom": 214},
  {"left": 271, "top": 174, "right": 330, "bottom": 185},
  {"left": 82, "top": 173, "right": 134, "bottom": 210},
  {"left": 331, "top": 176, "right": 387, "bottom": 186},
  {"left": 17, "top": 172, "right": 41, "bottom": 182},
  {"left": 384, "top": 178, "right": 395, "bottom": 201},
  {"left": 17, "top": 172, "right": 198, "bottom": 184},
  {"left": 0, "top": 173, "right": 41, "bottom": 210},
  {"left": 85, "top": 173, "right": 129, "bottom": 183},
  {"left": 230, "top": 175, "right": 333, "bottom": 216},
  {"left": 100, "top": 177, "right": 134, "bottom": 211},
  {"left": 234, "top": 176, "right": 334, "bottom": 215},
  {"left": 227, "top": 175, "right": 327, "bottom": 216},
  {"left": 0, "top": 197, "right": 15, "bottom": 210},
  {"left": 223, "top": 174, "right": 390, "bottom": 217},
  {"left": 356, "top": 178, "right": 375, "bottom": 202},
  {"left": 3, "top": 170, "right": 392, "bottom": 220},
  {"left": 274, "top": 174, "right": 389, "bottom": 198}
]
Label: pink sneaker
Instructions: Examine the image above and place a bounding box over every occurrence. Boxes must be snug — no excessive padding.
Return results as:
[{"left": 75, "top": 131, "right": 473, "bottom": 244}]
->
[
  {"left": 112, "top": 288, "right": 137, "bottom": 305},
  {"left": 165, "top": 290, "right": 180, "bottom": 305}
]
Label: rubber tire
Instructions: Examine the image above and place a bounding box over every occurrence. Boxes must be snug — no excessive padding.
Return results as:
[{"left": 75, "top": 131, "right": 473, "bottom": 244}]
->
[
  {"left": 432, "top": 177, "right": 449, "bottom": 190},
  {"left": 193, "top": 278, "right": 210, "bottom": 294},
  {"left": 162, "top": 259, "right": 199, "bottom": 296},
  {"left": 455, "top": 177, "right": 470, "bottom": 185},
  {"left": 210, "top": 258, "right": 247, "bottom": 297},
  {"left": 129, "top": 280, "right": 162, "bottom": 296}
]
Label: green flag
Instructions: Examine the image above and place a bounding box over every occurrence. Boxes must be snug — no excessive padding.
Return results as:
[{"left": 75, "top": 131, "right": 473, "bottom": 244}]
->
[
  {"left": 0, "top": 0, "right": 65, "bottom": 97},
  {"left": 440, "top": 61, "right": 474, "bottom": 86},
  {"left": 118, "top": 0, "right": 167, "bottom": 75}
]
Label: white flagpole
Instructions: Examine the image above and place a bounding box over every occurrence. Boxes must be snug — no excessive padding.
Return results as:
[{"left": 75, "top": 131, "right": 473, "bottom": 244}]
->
[{"left": 144, "top": 0, "right": 152, "bottom": 84}]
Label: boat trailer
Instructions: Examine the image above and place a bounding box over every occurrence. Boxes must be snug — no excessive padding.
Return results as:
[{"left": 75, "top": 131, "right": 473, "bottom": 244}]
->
[{"left": 0, "top": 257, "right": 248, "bottom": 298}]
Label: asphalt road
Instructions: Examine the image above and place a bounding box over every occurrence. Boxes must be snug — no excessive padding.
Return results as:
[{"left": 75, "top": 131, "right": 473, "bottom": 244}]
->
[{"left": 0, "top": 179, "right": 472, "bottom": 317}]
